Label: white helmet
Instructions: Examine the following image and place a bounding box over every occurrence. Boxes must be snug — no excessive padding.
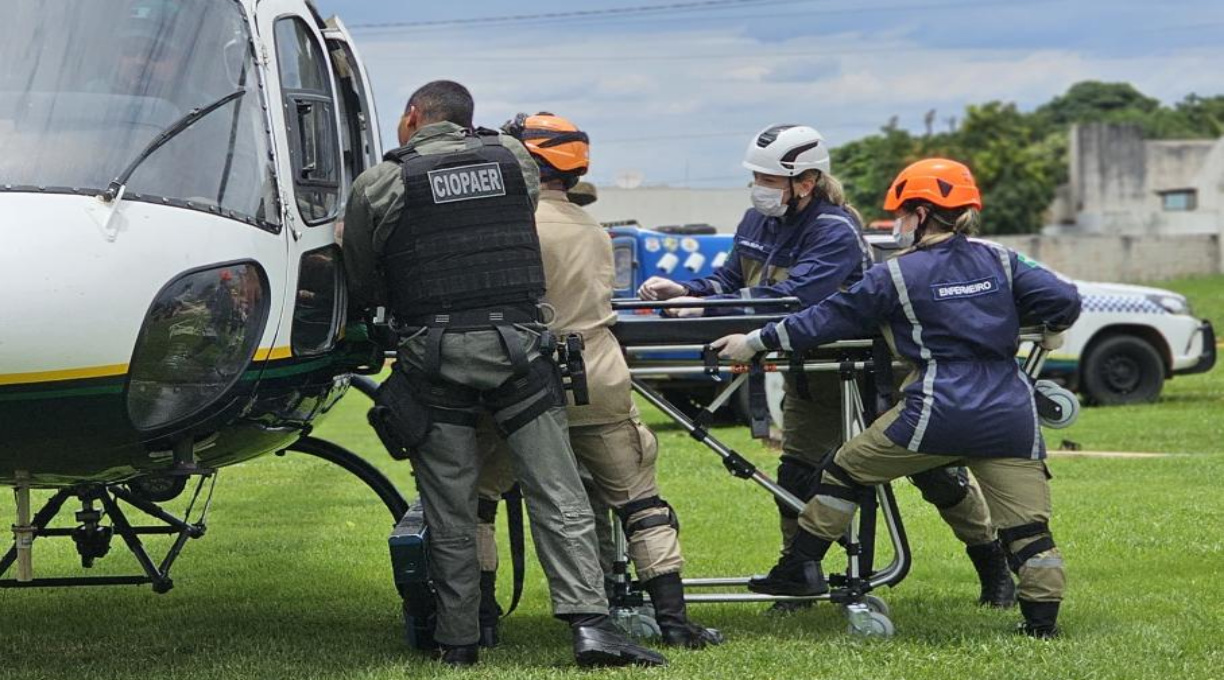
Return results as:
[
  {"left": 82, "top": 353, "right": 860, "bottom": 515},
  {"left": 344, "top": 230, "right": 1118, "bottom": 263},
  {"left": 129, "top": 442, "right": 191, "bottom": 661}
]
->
[{"left": 742, "top": 124, "right": 831, "bottom": 177}]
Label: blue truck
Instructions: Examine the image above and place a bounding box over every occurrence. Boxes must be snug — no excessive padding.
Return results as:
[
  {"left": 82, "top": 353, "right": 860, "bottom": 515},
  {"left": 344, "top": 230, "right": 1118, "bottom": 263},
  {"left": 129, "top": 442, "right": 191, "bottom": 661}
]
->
[{"left": 604, "top": 221, "right": 749, "bottom": 418}]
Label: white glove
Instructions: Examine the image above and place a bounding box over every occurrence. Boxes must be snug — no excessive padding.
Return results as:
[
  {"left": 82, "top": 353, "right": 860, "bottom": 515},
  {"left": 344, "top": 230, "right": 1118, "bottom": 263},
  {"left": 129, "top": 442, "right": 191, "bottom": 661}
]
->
[
  {"left": 638, "top": 276, "right": 687, "bottom": 301},
  {"left": 662, "top": 296, "right": 706, "bottom": 318},
  {"left": 1040, "top": 328, "right": 1066, "bottom": 351},
  {"left": 710, "top": 330, "right": 766, "bottom": 363}
]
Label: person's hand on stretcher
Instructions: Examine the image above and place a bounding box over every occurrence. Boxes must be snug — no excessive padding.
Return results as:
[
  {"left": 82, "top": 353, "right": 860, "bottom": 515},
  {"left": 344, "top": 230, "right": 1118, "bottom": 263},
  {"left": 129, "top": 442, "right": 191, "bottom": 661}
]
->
[
  {"left": 710, "top": 331, "right": 767, "bottom": 363},
  {"left": 637, "top": 277, "right": 707, "bottom": 318}
]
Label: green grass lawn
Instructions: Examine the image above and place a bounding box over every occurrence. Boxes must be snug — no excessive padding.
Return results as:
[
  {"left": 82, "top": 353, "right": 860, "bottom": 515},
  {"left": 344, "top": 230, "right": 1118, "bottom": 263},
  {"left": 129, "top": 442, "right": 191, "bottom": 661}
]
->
[{"left": 1, "top": 276, "right": 1221, "bottom": 679}]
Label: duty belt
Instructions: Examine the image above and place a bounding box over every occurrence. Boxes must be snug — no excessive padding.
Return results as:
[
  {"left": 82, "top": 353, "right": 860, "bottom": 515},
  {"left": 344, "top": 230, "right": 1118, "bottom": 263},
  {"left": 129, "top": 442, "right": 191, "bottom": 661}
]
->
[
  {"left": 391, "top": 304, "right": 544, "bottom": 379},
  {"left": 392, "top": 304, "right": 541, "bottom": 332}
]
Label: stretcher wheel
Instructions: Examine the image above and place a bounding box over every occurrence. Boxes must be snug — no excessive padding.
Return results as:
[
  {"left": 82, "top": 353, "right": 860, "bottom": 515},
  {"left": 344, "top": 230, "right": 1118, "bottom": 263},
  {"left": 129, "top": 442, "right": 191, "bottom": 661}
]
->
[
  {"left": 842, "top": 594, "right": 890, "bottom": 618},
  {"left": 609, "top": 605, "right": 661, "bottom": 639},
  {"left": 848, "top": 612, "right": 894, "bottom": 638},
  {"left": 845, "top": 604, "right": 895, "bottom": 638},
  {"left": 863, "top": 594, "right": 891, "bottom": 618}
]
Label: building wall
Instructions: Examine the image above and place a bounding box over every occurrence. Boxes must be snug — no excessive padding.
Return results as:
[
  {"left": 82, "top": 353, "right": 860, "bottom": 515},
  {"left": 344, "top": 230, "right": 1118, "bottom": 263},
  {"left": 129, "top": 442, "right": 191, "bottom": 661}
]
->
[
  {"left": 585, "top": 186, "right": 750, "bottom": 233},
  {"left": 1065, "top": 124, "right": 1222, "bottom": 236},
  {"left": 994, "top": 234, "right": 1222, "bottom": 282}
]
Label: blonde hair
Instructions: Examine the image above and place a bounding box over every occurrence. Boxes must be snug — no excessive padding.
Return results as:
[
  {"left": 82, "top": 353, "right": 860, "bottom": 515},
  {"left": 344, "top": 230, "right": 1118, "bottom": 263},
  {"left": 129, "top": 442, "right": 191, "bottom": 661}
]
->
[
  {"left": 925, "top": 205, "right": 980, "bottom": 236},
  {"left": 899, "top": 205, "right": 981, "bottom": 255},
  {"left": 798, "top": 169, "right": 865, "bottom": 227}
]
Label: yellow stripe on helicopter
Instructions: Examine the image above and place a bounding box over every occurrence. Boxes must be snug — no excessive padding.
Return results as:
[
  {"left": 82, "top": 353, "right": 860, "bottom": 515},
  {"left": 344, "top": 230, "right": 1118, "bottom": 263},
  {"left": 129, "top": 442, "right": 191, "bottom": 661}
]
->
[
  {"left": 0, "top": 363, "right": 130, "bottom": 386},
  {"left": 0, "top": 347, "right": 294, "bottom": 386}
]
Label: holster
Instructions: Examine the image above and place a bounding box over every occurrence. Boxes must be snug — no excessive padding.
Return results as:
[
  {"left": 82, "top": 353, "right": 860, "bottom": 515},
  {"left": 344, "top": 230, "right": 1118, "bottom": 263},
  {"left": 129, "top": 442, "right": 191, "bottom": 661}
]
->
[
  {"left": 368, "top": 368, "right": 431, "bottom": 461},
  {"left": 556, "top": 333, "right": 590, "bottom": 406}
]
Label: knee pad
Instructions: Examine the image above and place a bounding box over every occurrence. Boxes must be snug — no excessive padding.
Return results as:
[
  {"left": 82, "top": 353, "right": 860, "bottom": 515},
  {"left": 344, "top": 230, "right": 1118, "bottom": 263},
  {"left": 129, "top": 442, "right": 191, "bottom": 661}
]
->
[
  {"left": 775, "top": 456, "right": 821, "bottom": 519},
  {"left": 477, "top": 497, "right": 499, "bottom": 524},
  {"left": 998, "top": 522, "right": 1057, "bottom": 574},
  {"left": 615, "top": 496, "right": 679, "bottom": 539},
  {"left": 814, "top": 460, "right": 869, "bottom": 507},
  {"left": 909, "top": 466, "right": 971, "bottom": 510}
]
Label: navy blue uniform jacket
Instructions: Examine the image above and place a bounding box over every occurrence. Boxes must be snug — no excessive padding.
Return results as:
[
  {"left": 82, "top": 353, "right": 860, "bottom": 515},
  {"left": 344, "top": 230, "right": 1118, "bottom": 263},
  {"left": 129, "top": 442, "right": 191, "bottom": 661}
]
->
[
  {"left": 683, "top": 199, "right": 871, "bottom": 309},
  {"left": 758, "top": 235, "right": 1081, "bottom": 459}
]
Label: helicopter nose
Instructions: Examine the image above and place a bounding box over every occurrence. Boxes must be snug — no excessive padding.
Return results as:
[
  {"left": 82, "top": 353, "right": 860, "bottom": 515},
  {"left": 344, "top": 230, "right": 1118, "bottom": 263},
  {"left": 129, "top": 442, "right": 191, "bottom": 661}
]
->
[{"left": 0, "top": 194, "right": 273, "bottom": 433}]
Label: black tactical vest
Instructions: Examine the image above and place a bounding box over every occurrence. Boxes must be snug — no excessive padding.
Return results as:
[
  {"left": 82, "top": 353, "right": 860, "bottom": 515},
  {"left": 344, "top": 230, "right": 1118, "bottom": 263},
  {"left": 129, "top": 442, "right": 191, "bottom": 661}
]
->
[{"left": 381, "top": 130, "right": 545, "bottom": 317}]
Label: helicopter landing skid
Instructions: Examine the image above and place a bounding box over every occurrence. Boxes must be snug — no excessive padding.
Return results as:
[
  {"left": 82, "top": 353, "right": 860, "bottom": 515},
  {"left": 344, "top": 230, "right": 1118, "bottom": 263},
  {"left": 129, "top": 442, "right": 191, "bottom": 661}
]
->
[
  {"left": 0, "top": 474, "right": 216, "bottom": 593},
  {"left": 277, "top": 435, "right": 408, "bottom": 523}
]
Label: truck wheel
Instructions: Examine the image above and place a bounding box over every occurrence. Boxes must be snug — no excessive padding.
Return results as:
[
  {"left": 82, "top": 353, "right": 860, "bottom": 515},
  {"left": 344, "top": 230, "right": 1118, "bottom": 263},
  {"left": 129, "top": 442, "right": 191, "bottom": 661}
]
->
[{"left": 1081, "top": 335, "right": 1164, "bottom": 405}]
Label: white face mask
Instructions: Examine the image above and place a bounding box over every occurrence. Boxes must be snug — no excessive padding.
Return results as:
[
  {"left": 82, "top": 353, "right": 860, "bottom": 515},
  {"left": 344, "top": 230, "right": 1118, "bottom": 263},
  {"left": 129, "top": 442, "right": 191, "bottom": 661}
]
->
[
  {"left": 892, "top": 217, "right": 915, "bottom": 249},
  {"left": 751, "top": 185, "right": 788, "bottom": 217}
]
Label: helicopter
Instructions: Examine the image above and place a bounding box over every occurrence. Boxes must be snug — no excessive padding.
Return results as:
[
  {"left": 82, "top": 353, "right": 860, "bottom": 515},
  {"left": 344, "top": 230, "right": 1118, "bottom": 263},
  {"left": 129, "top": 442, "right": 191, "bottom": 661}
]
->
[{"left": 0, "top": 0, "right": 404, "bottom": 592}]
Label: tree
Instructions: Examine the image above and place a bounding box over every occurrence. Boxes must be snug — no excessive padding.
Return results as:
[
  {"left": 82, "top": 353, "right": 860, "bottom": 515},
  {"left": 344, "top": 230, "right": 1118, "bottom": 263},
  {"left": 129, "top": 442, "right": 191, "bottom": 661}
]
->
[
  {"left": 1033, "top": 81, "right": 1160, "bottom": 129},
  {"left": 831, "top": 126, "right": 916, "bottom": 226},
  {"left": 950, "top": 102, "right": 1063, "bottom": 235},
  {"left": 831, "top": 81, "right": 1221, "bottom": 236}
]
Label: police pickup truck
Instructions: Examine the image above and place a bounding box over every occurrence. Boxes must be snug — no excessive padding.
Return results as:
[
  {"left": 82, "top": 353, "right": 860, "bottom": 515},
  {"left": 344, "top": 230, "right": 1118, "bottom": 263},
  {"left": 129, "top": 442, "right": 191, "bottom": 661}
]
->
[{"left": 609, "top": 222, "right": 1216, "bottom": 407}]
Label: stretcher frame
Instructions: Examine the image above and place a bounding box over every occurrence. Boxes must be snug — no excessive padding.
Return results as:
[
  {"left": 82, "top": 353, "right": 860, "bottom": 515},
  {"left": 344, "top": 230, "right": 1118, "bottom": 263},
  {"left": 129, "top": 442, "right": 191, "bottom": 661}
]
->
[{"left": 607, "top": 298, "right": 1049, "bottom": 633}]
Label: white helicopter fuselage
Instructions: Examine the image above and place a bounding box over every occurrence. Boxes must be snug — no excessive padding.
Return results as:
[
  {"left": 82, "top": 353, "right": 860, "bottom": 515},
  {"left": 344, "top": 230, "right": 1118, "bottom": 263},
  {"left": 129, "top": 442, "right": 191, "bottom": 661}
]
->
[{"left": 0, "top": 0, "right": 382, "bottom": 486}]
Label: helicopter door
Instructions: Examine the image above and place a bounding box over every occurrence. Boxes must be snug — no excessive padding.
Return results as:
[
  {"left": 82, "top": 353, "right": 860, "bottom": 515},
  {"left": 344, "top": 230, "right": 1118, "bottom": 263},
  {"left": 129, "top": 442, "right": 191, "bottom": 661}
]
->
[
  {"left": 258, "top": 5, "right": 349, "bottom": 364},
  {"left": 323, "top": 17, "right": 383, "bottom": 186}
]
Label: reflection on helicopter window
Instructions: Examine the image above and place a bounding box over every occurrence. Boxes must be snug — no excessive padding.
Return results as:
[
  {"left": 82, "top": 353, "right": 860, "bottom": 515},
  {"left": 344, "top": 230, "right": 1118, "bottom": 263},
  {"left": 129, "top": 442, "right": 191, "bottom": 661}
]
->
[
  {"left": 0, "top": 0, "right": 279, "bottom": 227},
  {"left": 128, "top": 263, "right": 268, "bottom": 430}
]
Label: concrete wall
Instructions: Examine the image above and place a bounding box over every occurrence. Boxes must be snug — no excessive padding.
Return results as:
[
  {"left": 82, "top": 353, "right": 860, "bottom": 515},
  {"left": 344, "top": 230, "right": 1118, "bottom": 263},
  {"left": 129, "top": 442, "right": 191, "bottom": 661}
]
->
[
  {"left": 1066, "top": 124, "right": 1223, "bottom": 236},
  {"left": 585, "top": 186, "right": 750, "bottom": 233},
  {"left": 993, "top": 234, "right": 1222, "bottom": 282}
]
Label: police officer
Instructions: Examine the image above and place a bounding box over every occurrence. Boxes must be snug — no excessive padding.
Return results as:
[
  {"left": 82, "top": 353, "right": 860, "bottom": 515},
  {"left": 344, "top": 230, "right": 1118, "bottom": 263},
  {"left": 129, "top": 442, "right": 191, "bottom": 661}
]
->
[
  {"left": 342, "top": 81, "right": 666, "bottom": 668},
  {"left": 473, "top": 112, "right": 723, "bottom": 650},
  {"left": 638, "top": 125, "right": 1014, "bottom": 610},
  {"left": 712, "top": 158, "right": 1079, "bottom": 637}
]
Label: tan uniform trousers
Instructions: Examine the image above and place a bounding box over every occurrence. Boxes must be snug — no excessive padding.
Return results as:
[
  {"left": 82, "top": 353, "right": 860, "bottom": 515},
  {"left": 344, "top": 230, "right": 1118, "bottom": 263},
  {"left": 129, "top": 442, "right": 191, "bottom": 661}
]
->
[
  {"left": 800, "top": 404, "right": 1065, "bottom": 603},
  {"left": 477, "top": 416, "right": 684, "bottom": 582},
  {"left": 780, "top": 371, "right": 996, "bottom": 551}
]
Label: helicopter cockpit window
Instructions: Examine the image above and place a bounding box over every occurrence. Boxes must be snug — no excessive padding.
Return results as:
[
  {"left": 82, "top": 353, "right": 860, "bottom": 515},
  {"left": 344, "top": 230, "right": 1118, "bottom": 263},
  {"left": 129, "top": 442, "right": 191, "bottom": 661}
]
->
[
  {"left": 274, "top": 18, "right": 341, "bottom": 226},
  {"left": 0, "top": 0, "right": 280, "bottom": 228}
]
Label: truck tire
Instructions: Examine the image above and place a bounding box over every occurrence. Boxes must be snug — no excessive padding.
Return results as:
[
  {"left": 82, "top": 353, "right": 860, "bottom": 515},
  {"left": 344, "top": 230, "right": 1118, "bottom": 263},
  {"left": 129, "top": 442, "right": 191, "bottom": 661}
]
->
[{"left": 1081, "top": 335, "right": 1164, "bottom": 405}]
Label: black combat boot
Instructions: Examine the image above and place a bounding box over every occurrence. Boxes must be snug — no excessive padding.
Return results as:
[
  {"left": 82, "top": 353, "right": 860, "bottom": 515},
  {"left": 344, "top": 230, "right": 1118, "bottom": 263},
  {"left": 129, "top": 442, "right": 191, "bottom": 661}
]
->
[
  {"left": 642, "top": 573, "right": 725, "bottom": 649},
  {"left": 966, "top": 540, "right": 1017, "bottom": 608},
  {"left": 566, "top": 614, "right": 669, "bottom": 667},
  {"left": 434, "top": 643, "right": 479, "bottom": 667},
  {"left": 478, "top": 570, "right": 502, "bottom": 648},
  {"left": 748, "top": 530, "right": 832, "bottom": 597},
  {"left": 1017, "top": 599, "right": 1060, "bottom": 638}
]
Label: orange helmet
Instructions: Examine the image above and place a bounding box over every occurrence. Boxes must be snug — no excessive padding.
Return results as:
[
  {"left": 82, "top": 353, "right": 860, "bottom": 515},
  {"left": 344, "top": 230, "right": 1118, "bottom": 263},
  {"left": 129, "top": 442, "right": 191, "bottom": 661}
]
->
[
  {"left": 883, "top": 158, "right": 982, "bottom": 211},
  {"left": 506, "top": 112, "right": 590, "bottom": 176}
]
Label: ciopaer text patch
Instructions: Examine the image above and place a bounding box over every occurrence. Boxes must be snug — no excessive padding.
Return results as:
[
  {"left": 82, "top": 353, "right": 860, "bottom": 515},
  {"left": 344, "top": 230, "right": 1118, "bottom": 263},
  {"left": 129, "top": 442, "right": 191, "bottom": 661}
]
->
[{"left": 428, "top": 163, "right": 506, "bottom": 204}]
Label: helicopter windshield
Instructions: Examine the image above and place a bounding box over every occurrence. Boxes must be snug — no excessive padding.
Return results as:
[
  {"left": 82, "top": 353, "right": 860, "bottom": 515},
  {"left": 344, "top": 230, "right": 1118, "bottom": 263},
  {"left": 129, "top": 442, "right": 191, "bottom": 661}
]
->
[{"left": 0, "top": 0, "right": 279, "bottom": 226}]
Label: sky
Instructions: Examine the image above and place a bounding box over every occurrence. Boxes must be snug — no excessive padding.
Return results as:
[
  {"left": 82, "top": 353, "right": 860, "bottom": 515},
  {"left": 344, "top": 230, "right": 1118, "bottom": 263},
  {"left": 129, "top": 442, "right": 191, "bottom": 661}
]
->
[{"left": 315, "top": 0, "right": 1224, "bottom": 188}]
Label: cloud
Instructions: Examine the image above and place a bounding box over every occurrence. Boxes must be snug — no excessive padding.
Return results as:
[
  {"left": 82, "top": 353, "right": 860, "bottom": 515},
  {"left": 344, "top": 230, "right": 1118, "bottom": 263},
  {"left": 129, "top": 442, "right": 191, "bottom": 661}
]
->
[{"left": 343, "top": 16, "right": 1224, "bottom": 187}]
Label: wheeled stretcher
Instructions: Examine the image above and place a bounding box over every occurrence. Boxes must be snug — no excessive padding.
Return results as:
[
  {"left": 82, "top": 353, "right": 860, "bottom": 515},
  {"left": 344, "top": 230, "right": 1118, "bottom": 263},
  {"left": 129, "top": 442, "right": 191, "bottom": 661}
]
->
[
  {"left": 365, "top": 300, "right": 1061, "bottom": 643},
  {"left": 607, "top": 298, "right": 1056, "bottom": 637}
]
